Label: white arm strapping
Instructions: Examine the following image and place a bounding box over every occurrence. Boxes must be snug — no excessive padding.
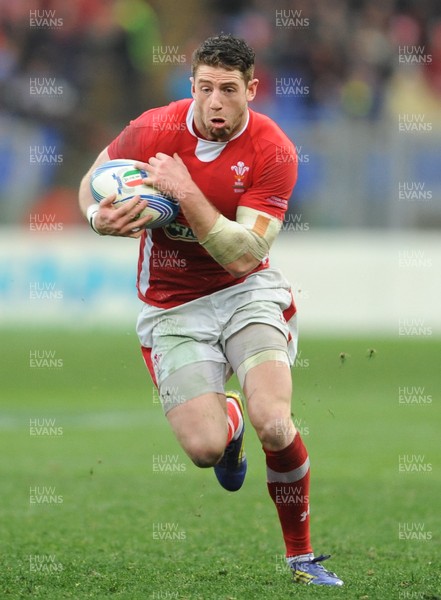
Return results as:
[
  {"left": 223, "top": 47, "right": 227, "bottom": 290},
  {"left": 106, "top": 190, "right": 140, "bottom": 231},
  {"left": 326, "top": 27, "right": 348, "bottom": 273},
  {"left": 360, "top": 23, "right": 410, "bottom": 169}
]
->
[
  {"left": 200, "top": 206, "right": 282, "bottom": 265},
  {"left": 86, "top": 204, "right": 102, "bottom": 235}
]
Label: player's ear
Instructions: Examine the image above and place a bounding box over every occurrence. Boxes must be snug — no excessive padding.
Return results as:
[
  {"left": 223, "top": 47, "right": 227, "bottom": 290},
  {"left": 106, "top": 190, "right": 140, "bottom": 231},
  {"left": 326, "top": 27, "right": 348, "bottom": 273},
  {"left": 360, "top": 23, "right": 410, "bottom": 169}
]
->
[
  {"left": 190, "top": 77, "right": 196, "bottom": 98},
  {"left": 246, "top": 78, "right": 259, "bottom": 102}
]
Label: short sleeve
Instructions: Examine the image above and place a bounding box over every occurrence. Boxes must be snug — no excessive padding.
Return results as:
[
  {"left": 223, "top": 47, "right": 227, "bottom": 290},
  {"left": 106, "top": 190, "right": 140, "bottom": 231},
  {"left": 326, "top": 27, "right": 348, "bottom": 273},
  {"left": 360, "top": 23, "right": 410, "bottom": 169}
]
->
[{"left": 238, "top": 140, "right": 297, "bottom": 221}]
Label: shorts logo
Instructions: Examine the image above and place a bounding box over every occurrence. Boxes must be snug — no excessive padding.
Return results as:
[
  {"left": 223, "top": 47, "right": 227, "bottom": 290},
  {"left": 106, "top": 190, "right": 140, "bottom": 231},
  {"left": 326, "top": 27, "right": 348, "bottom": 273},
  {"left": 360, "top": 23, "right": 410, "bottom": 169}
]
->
[
  {"left": 153, "top": 352, "right": 162, "bottom": 372},
  {"left": 231, "top": 161, "right": 250, "bottom": 193}
]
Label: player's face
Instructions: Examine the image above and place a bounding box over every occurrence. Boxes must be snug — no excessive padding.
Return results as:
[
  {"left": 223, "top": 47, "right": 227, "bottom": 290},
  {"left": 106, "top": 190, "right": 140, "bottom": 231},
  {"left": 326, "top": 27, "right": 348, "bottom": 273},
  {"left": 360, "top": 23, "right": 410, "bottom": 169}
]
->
[{"left": 191, "top": 66, "right": 258, "bottom": 142}]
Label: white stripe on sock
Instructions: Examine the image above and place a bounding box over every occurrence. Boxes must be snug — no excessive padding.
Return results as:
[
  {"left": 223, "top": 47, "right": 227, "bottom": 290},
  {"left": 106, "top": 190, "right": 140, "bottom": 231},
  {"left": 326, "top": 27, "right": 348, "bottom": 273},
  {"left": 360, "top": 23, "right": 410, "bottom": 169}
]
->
[{"left": 266, "top": 457, "right": 310, "bottom": 483}]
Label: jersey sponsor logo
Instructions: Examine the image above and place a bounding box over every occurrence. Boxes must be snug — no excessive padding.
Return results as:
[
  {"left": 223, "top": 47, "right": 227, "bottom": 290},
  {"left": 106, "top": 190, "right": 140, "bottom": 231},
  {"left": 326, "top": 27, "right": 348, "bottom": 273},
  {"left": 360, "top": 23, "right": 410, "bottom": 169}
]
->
[
  {"left": 163, "top": 221, "right": 198, "bottom": 242},
  {"left": 231, "top": 161, "right": 250, "bottom": 193}
]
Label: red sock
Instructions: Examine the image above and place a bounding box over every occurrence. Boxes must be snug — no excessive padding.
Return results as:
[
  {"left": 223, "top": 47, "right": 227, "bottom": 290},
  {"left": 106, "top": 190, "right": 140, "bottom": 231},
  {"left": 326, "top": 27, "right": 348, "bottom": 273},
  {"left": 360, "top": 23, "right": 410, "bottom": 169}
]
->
[
  {"left": 226, "top": 397, "right": 242, "bottom": 445},
  {"left": 264, "top": 433, "right": 313, "bottom": 557}
]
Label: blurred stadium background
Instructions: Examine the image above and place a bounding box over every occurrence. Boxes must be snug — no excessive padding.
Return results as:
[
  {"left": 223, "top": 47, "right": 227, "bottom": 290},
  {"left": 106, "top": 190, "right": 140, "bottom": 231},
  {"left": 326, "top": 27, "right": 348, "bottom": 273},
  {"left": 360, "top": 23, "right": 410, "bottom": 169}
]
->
[
  {"left": 0, "top": 0, "right": 440, "bottom": 334},
  {"left": 1, "top": 3, "right": 440, "bottom": 597}
]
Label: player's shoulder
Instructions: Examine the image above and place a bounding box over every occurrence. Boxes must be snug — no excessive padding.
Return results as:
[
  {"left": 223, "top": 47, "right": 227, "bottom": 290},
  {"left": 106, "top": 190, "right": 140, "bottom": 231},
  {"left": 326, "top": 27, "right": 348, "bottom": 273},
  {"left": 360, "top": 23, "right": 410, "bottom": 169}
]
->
[
  {"left": 128, "top": 98, "right": 192, "bottom": 129},
  {"left": 248, "top": 108, "right": 295, "bottom": 151}
]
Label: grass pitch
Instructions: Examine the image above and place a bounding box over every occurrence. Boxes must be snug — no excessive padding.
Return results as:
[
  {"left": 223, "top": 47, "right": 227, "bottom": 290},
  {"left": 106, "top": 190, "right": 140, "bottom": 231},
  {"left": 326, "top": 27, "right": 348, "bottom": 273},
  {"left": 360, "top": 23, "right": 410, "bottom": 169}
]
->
[{"left": 1, "top": 328, "right": 440, "bottom": 599}]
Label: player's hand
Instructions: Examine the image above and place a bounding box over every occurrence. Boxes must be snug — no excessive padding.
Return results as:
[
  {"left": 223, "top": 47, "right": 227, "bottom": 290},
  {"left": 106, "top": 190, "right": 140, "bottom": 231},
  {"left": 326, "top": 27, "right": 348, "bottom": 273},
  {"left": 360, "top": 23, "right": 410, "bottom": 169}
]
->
[
  {"left": 93, "top": 193, "right": 153, "bottom": 238},
  {"left": 135, "top": 153, "right": 193, "bottom": 200}
]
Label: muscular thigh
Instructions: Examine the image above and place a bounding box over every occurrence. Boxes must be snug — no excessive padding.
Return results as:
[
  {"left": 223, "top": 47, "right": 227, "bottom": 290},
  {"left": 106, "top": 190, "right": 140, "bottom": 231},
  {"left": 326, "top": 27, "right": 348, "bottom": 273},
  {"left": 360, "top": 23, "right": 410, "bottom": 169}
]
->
[
  {"left": 225, "top": 323, "right": 294, "bottom": 441},
  {"left": 225, "top": 322, "right": 293, "bottom": 388},
  {"left": 158, "top": 361, "right": 231, "bottom": 465},
  {"left": 159, "top": 359, "right": 227, "bottom": 413},
  {"left": 166, "top": 391, "right": 228, "bottom": 466}
]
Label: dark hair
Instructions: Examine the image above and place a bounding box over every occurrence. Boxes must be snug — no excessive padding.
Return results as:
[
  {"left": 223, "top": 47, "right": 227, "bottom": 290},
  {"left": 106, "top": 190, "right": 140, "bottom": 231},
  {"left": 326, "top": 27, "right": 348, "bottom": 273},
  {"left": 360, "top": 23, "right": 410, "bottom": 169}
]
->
[{"left": 191, "top": 34, "right": 255, "bottom": 84}]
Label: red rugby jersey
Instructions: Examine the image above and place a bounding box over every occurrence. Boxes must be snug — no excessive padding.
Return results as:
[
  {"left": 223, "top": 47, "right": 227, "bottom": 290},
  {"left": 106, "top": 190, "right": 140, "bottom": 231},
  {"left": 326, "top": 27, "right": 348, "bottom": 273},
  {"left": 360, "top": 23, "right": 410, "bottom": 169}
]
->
[{"left": 107, "top": 99, "right": 297, "bottom": 308}]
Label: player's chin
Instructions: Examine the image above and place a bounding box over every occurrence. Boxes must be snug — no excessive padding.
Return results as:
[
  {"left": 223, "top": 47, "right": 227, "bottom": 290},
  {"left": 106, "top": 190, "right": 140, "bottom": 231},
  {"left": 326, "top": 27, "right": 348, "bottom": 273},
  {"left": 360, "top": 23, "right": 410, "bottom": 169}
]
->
[{"left": 208, "top": 126, "right": 231, "bottom": 141}]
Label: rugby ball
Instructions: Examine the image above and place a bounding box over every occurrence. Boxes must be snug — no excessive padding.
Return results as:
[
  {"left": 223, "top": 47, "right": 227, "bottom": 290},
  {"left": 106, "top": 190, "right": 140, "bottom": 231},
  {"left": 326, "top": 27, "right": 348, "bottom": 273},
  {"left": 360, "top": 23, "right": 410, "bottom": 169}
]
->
[{"left": 90, "top": 159, "right": 179, "bottom": 229}]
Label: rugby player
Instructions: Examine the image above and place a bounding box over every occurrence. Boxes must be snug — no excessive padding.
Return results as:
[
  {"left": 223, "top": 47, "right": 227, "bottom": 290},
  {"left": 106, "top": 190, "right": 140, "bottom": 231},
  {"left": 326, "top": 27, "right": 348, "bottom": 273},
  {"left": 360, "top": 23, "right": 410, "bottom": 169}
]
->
[{"left": 79, "top": 34, "right": 343, "bottom": 586}]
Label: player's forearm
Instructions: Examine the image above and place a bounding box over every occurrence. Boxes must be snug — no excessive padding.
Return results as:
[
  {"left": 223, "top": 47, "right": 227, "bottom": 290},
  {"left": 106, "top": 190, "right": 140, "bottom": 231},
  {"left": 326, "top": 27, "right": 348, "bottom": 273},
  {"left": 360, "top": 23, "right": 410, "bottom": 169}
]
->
[
  {"left": 178, "top": 185, "right": 260, "bottom": 277},
  {"left": 199, "top": 207, "right": 281, "bottom": 278},
  {"left": 79, "top": 172, "right": 95, "bottom": 218},
  {"left": 222, "top": 253, "right": 261, "bottom": 278},
  {"left": 177, "top": 183, "right": 220, "bottom": 240},
  {"left": 78, "top": 148, "right": 111, "bottom": 218}
]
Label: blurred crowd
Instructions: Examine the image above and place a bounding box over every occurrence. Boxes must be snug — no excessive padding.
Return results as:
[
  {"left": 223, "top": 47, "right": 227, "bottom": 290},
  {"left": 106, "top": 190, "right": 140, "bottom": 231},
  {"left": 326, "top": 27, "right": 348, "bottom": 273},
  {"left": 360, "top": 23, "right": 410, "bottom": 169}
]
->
[
  {"left": 0, "top": 0, "right": 440, "bottom": 224},
  {"left": 210, "top": 0, "right": 441, "bottom": 119}
]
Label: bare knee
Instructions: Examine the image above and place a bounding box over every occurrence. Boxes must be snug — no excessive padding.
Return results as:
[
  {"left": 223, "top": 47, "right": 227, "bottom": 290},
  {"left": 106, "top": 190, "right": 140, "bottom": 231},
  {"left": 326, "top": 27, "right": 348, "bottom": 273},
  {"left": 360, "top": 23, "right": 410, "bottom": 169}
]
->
[
  {"left": 253, "top": 415, "right": 295, "bottom": 449},
  {"left": 247, "top": 391, "right": 295, "bottom": 449},
  {"left": 165, "top": 392, "right": 228, "bottom": 468},
  {"left": 185, "top": 440, "right": 225, "bottom": 468},
  {"left": 244, "top": 361, "right": 294, "bottom": 449}
]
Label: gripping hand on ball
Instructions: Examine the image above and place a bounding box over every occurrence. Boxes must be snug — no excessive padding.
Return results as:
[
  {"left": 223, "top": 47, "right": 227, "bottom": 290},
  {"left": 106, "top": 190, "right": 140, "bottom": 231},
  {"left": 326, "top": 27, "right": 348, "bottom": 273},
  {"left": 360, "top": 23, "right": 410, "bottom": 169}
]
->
[
  {"left": 135, "top": 153, "right": 195, "bottom": 201},
  {"left": 93, "top": 194, "right": 154, "bottom": 238}
]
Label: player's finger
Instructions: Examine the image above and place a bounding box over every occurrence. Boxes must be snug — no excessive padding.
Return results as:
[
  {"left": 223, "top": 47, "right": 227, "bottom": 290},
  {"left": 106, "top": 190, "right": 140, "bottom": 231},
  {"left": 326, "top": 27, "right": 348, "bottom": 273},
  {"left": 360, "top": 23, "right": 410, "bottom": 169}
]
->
[
  {"left": 99, "top": 193, "right": 117, "bottom": 207},
  {"left": 140, "top": 176, "right": 156, "bottom": 187},
  {"left": 132, "top": 213, "right": 154, "bottom": 229},
  {"left": 173, "top": 153, "right": 185, "bottom": 165},
  {"left": 127, "top": 229, "right": 145, "bottom": 239},
  {"left": 121, "top": 213, "right": 154, "bottom": 235},
  {"left": 147, "top": 155, "right": 159, "bottom": 167},
  {"left": 155, "top": 152, "right": 171, "bottom": 160},
  {"left": 113, "top": 195, "right": 146, "bottom": 217},
  {"left": 133, "top": 160, "right": 149, "bottom": 172}
]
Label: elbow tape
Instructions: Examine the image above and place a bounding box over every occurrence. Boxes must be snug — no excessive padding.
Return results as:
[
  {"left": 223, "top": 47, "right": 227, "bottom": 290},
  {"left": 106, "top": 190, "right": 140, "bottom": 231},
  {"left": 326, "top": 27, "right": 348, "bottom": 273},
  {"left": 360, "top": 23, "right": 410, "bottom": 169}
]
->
[{"left": 200, "top": 207, "right": 281, "bottom": 266}]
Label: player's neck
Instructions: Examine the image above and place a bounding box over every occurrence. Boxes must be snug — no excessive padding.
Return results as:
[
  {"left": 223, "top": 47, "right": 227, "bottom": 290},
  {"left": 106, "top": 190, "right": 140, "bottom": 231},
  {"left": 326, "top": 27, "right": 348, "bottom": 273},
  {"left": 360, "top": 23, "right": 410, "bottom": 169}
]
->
[{"left": 192, "top": 120, "right": 211, "bottom": 141}]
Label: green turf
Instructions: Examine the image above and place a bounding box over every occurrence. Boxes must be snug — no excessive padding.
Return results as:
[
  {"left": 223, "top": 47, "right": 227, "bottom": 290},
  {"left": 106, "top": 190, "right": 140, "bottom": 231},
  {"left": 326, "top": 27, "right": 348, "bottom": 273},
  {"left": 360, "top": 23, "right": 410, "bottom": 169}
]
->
[{"left": 1, "top": 329, "right": 440, "bottom": 599}]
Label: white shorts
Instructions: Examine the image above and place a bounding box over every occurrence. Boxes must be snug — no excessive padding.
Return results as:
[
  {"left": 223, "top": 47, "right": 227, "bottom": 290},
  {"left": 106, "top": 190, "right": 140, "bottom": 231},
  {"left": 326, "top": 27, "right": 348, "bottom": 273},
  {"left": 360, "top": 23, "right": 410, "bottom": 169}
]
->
[{"left": 137, "top": 268, "right": 298, "bottom": 412}]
